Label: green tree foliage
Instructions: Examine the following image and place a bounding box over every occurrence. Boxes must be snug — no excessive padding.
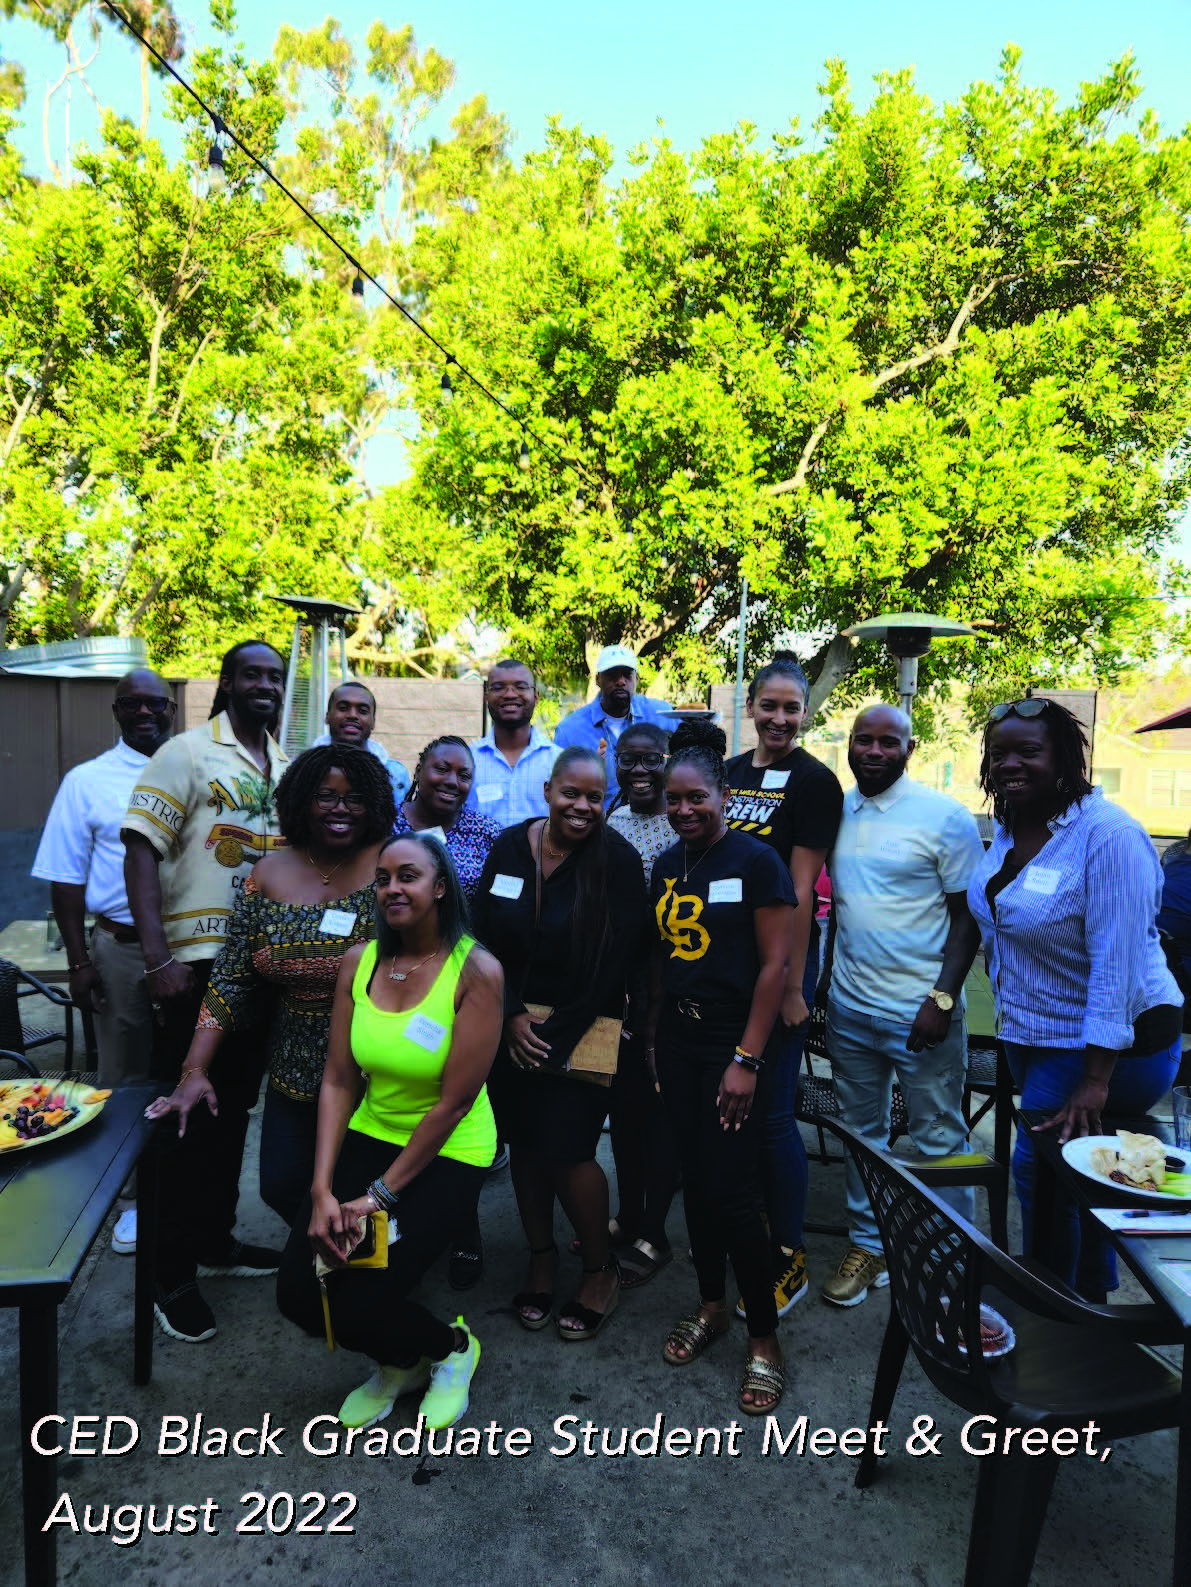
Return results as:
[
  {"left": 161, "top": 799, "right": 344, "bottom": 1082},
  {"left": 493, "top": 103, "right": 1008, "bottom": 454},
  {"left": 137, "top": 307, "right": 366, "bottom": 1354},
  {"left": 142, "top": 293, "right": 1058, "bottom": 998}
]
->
[
  {"left": 0, "top": 8, "right": 506, "bottom": 669},
  {"left": 405, "top": 50, "right": 1191, "bottom": 706}
]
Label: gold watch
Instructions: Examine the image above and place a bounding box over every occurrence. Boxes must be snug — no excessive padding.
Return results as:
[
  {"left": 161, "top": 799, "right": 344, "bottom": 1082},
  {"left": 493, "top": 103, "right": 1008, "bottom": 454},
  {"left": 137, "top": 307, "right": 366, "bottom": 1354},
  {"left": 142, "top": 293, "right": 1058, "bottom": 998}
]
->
[{"left": 928, "top": 988, "right": 955, "bottom": 1013}]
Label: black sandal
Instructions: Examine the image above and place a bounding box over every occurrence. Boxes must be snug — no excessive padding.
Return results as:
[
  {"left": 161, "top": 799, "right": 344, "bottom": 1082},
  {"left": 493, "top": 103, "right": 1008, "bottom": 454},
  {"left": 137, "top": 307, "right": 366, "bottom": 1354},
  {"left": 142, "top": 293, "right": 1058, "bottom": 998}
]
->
[
  {"left": 557, "top": 1261, "right": 620, "bottom": 1343},
  {"left": 512, "top": 1243, "right": 558, "bottom": 1331}
]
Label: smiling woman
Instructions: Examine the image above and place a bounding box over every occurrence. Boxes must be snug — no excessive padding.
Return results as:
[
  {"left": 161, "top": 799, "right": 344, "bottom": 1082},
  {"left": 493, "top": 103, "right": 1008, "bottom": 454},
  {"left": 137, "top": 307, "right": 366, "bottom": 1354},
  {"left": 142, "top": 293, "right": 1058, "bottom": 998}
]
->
[
  {"left": 147, "top": 744, "right": 397, "bottom": 1229},
  {"left": 472, "top": 747, "right": 651, "bottom": 1341},
  {"left": 393, "top": 736, "right": 501, "bottom": 899}
]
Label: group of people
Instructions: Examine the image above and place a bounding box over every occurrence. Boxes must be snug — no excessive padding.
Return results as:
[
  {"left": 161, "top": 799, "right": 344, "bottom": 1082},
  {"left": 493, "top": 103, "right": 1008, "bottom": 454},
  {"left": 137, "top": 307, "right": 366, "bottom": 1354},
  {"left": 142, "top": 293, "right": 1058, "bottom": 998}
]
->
[{"left": 31, "top": 635, "right": 1184, "bottom": 1434}]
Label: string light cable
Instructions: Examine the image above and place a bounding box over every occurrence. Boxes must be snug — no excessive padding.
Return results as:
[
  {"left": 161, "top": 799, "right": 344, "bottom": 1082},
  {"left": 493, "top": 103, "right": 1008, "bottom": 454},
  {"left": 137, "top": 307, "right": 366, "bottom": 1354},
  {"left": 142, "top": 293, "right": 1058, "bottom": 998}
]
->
[{"left": 95, "top": 0, "right": 600, "bottom": 493}]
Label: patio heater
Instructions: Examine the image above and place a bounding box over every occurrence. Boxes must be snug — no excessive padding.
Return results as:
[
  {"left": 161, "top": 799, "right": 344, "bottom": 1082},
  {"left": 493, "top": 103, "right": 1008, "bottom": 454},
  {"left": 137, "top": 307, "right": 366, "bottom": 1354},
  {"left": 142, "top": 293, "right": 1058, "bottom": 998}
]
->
[
  {"left": 842, "top": 611, "right": 981, "bottom": 733},
  {"left": 270, "top": 594, "right": 363, "bottom": 757}
]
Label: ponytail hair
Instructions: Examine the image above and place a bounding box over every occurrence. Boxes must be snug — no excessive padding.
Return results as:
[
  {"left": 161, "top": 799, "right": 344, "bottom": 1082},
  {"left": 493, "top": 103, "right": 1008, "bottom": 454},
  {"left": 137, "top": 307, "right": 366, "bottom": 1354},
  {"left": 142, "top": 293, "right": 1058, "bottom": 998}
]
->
[
  {"left": 665, "top": 719, "right": 729, "bottom": 793},
  {"left": 747, "top": 650, "right": 809, "bottom": 706}
]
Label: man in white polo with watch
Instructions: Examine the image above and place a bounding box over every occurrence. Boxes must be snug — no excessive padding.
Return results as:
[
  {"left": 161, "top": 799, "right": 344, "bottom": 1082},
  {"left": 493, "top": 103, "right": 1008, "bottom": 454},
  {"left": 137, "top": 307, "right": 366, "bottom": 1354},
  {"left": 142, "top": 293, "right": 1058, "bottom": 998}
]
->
[{"left": 822, "top": 703, "right": 984, "bottom": 1307}]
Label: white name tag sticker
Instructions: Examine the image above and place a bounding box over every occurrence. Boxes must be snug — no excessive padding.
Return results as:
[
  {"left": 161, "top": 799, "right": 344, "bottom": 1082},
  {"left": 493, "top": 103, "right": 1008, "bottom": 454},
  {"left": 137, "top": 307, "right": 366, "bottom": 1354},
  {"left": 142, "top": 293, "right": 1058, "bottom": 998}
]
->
[
  {"left": 761, "top": 769, "right": 790, "bottom": 790},
  {"left": 318, "top": 908, "right": 357, "bottom": 937},
  {"left": 490, "top": 873, "right": 524, "bottom": 899},
  {"left": 405, "top": 1013, "right": 447, "bottom": 1052},
  {"left": 1023, "top": 866, "right": 1061, "bottom": 896},
  {"left": 879, "top": 839, "right": 904, "bottom": 858},
  {"left": 708, "top": 878, "right": 743, "bottom": 904},
  {"left": 420, "top": 826, "right": 447, "bottom": 843},
  {"left": 478, "top": 786, "right": 503, "bottom": 804}
]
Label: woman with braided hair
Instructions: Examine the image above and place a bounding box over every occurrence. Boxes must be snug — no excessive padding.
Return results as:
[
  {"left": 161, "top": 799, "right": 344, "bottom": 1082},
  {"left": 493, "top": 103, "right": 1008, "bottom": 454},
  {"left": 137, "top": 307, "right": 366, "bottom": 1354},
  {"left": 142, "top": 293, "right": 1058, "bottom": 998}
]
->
[
  {"left": 148, "top": 743, "right": 396, "bottom": 1233},
  {"left": 646, "top": 720, "right": 795, "bottom": 1415},
  {"left": 392, "top": 736, "right": 500, "bottom": 900}
]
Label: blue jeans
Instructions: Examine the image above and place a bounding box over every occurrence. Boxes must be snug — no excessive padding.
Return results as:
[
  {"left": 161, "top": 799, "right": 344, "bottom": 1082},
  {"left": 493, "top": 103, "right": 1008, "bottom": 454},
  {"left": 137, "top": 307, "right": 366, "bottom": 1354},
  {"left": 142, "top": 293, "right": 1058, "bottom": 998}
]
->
[
  {"left": 827, "top": 999, "right": 974, "bottom": 1254},
  {"left": 1005, "top": 1039, "right": 1181, "bottom": 1296},
  {"left": 759, "top": 946, "right": 817, "bottom": 1252}
]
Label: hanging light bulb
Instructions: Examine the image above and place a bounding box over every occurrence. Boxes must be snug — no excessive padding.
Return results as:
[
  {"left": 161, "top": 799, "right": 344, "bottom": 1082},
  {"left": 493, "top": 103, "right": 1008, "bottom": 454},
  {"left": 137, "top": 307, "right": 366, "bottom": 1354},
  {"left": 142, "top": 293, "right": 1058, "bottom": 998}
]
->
[
  {"left": 440, "top": 355, "right": 457, "bottom": 404},
  {"left": 206, "top": 117, "right": 226, "bottom": 190},
  {"left": 518, "top": 437, "right": 531, "bottom": 471},
  {"left": 351, "top": 272, "right": 365, "bottom": 300},
  {"left": 574, "top": 487, "right": 585, "bottom": 511}
]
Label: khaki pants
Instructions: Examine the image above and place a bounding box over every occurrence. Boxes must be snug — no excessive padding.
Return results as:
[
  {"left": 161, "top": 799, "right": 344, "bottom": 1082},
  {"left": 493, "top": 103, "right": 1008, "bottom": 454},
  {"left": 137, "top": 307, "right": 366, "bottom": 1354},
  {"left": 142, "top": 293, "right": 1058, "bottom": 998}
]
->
[{"left": 89, "top": 928, "right": 155, "bottom": 1089}]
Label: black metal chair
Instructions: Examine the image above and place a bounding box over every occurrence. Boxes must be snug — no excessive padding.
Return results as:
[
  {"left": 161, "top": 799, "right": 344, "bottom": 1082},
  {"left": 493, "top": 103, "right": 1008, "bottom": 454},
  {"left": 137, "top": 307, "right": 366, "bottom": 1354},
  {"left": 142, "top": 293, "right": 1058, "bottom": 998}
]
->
[
  {"left": 0, "top": 957, "right": 76, "bottom": 1070},
  {"left": 0, "top": 1048, "right": 41, "bottom": 1080},
  {"left": 830, "top": 1117, "right": 1183, "bottom": 1587}
]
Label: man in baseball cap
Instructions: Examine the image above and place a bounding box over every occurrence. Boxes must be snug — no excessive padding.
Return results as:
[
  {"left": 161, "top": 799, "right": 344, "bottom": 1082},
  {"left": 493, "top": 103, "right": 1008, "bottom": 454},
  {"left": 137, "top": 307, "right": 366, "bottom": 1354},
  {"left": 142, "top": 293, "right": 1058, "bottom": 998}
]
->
[{"left": 554, "top": 645, "right": 671, "bottom": 803}]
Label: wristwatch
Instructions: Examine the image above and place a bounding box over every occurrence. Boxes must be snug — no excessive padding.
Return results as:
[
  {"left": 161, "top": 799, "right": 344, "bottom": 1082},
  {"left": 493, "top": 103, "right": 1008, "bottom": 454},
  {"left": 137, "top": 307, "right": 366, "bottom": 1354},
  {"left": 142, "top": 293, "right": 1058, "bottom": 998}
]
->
[{"left": 927, "top": 988, "right": 955, "bottom": 1013}]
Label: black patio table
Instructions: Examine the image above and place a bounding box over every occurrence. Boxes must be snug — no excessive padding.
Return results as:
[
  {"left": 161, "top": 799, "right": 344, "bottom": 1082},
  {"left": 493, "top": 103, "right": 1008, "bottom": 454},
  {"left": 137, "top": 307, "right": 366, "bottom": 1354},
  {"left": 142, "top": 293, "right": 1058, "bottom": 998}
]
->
[
  {"left": 1027, "top": 1110, "right": 1190, "bottom": 1587},
  {"left": 0, "top": 1081, "right": 158, "bottom": 1587}
]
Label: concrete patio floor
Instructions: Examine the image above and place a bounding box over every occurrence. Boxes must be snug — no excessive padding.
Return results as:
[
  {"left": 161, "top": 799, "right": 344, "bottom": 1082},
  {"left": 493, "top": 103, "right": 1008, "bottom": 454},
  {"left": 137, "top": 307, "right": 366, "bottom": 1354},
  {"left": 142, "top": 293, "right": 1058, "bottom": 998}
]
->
[{"left": 0, "top": 1103, "right": 1178, "bottom": 1587}]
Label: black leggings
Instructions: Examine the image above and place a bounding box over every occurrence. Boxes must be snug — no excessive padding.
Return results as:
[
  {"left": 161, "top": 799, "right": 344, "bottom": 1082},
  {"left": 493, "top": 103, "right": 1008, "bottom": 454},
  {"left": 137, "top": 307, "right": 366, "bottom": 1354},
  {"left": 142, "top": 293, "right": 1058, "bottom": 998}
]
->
[
  {"left": 655, "top": 1009, "right": 777, "bottom": 1338},
  {"left": 609, "top": 1033, "right": 678, "bottom": 1248},
  {"left": 277, "top": 1130, "right": 486, "bottom": 1366}
]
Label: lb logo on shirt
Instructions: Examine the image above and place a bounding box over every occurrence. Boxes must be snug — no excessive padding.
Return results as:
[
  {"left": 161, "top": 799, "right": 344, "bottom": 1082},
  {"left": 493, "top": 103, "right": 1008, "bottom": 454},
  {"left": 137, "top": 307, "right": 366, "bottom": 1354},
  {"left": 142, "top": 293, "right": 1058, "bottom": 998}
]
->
[{"left": 655, "top": 879, "right": 711, "bottom": 961}]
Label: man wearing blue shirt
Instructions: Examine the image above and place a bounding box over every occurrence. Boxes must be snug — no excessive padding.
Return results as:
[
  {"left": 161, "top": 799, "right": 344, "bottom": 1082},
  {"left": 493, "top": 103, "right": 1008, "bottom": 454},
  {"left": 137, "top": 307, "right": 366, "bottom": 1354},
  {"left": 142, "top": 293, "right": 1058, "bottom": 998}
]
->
[
  {"left": 554, "top": 645, "right": 671, "bottom": 803},
  {"left": 467, "top": 659, "right": 560, "bottom": 828}
]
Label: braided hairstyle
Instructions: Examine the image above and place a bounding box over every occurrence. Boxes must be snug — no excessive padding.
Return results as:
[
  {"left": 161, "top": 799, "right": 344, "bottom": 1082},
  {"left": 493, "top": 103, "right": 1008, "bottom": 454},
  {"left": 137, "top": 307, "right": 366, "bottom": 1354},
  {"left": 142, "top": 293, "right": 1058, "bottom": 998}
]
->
[
  {"left": 747, "top": 650, "right": 809, "bottom": 706},
  {"left": 665, "top": 718, "right": 729, "bottom": 792},
  {"left": 978, "top": 699, "right": 1093, "bottom": 825},
  {"left": 208, "top": 640, "right": 286, "bottom": 731},
  {"left": 411, "top": 735, "right": 475, "bottom": 798},
  {"left": 273, "top": 743, "right": 396, "bottom": 848}
]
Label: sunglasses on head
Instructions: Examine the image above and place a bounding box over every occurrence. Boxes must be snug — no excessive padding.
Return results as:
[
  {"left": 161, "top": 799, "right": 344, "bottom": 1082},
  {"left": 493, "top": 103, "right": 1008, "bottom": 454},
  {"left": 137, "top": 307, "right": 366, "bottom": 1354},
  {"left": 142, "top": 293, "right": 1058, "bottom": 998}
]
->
[{"left": 989, "top": 698, "right": 1052, "bottom": 723}]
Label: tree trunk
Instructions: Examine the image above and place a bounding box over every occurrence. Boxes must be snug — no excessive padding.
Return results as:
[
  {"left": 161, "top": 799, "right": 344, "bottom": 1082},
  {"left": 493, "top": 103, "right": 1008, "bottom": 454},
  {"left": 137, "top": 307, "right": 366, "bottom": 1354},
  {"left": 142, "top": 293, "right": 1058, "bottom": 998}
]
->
[{"left": 805, "top": 631, "right": 855, "bottom": 722}]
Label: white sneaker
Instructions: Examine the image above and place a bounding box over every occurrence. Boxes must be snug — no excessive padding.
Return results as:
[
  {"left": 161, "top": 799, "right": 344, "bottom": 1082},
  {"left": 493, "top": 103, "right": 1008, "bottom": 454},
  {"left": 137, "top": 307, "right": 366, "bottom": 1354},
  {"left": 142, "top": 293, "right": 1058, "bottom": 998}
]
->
[{"left": 112, "top": 1208, "right": 137, "bottom": 1255}]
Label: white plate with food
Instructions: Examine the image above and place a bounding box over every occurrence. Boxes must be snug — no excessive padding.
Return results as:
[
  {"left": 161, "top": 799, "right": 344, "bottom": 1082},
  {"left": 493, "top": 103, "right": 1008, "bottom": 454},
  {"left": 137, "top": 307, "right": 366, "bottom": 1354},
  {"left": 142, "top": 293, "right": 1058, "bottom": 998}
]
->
[{"left": 1062, "top": 1131, "right": 1191, "bottom": 1204}]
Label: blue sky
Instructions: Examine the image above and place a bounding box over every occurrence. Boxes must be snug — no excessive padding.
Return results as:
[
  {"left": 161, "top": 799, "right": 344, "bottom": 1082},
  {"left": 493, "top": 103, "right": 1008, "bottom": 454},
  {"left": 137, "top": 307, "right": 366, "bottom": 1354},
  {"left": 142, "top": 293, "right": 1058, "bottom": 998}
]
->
[
  {"left": 7, "top": 0, "right": 1190, "bottom": 179},
  {"left": 5, "top": 1, "right": 1191, "bottom": 517}
]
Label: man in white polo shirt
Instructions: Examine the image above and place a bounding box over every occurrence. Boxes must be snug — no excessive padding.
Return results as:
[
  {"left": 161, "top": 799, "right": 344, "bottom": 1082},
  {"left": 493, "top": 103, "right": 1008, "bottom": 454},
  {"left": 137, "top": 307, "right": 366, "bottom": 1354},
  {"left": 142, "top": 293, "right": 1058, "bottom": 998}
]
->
[
  {"left": 823, "top": 703, "right": 984, "bottom": 1307},
  {"left": 468, "top": 658, "right": 559, "bottom": 828}
]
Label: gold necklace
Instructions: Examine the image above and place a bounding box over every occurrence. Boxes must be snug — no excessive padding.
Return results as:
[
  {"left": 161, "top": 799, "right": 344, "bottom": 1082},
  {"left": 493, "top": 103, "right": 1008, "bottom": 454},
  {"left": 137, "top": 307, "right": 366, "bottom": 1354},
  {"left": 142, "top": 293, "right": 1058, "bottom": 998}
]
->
[
  {"left": 541, "top": 821, "right": 568, "bottom": 862},
  {"left": 683, "top": 827, "right": 727, "bottom": 885},
  {"left": 389, "top": 946, "right": 443, "bottom": 983},
  {"left": 303, "top": 850, "right": 347, "bottom": 887}
]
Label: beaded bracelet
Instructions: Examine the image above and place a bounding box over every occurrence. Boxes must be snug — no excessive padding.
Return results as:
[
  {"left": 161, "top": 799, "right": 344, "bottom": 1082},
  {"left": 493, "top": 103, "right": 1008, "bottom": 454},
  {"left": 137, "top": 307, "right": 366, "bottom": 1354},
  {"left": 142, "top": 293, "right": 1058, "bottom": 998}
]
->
[
  {"left": 733, "top": 1046, "right": 764, "bottom": 1073},
  {"left": 368, "top": 1177, "right": 401, "bottom": 1214}
]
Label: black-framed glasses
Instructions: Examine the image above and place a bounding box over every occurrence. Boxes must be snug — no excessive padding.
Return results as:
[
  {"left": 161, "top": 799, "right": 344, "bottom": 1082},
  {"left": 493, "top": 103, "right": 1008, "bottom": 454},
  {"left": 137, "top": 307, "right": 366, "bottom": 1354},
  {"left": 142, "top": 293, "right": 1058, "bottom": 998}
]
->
[
  {"left": 114, "top": 696, "right": 173, "bottom": 715},
  {"left": 313, "top": 789, "right": 367, "bottom": 812},
  {"left": 615, "top": 750, "right": 665, "bottom": 770},
  {"left": 989, "top": 698, "right": 1052, "bottom": 723}
]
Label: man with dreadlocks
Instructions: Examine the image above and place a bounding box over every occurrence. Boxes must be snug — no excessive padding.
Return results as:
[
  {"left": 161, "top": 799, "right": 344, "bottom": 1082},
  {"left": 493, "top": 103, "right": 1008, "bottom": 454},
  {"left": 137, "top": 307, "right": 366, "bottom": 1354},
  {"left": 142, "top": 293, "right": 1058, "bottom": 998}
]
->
[{"left": 123, "top": 640, "right": 289, "bottom": 1342}]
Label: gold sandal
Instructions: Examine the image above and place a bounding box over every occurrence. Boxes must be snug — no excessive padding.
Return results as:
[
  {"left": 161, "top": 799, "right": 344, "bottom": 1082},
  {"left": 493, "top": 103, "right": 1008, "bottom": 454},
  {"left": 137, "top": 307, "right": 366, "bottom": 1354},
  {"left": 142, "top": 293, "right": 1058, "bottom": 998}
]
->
[
  {"left": 738, "top": 1353, "right": 786, "bottom": 1415},
  {"left": 662, "top": 1310, "right": 729, "bottom": 1366}
]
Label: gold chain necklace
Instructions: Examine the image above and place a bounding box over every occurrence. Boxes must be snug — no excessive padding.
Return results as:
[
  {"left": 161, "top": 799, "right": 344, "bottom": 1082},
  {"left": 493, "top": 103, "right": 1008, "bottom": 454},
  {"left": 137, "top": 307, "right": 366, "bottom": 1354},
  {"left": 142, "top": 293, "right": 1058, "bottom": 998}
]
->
[
  {"left": 389, "top": 946, "right": 443, "bottom": 983},
  {"left": 541, "top": 821, "right": 568, "bottom": 862},
  {"left": 683, "top": 827, "right": 727, "bottom": 885},
  {"left": 303, "top": 850, "right": 347, "bottom": 887}
]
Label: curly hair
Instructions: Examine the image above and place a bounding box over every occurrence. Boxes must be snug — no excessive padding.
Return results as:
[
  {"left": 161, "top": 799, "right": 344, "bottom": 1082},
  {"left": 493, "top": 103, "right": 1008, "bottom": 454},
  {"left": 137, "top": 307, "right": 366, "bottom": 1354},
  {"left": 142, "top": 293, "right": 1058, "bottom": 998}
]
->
[
  {"left": 273, "top": 744, "right": 396, "bottom": 848},
  {"left": 666, "top": 718, "right": 729, "bottom": 792},
  {"left": 978, "top": 700, "right": 1093, "bottom": 824}
]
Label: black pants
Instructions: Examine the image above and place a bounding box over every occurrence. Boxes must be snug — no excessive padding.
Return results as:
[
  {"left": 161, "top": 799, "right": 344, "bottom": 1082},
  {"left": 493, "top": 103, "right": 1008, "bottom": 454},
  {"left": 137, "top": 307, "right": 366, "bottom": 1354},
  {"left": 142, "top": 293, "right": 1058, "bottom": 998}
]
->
[
  {"left": 150, "top": 961, "right": 269, "bottom": 1289},
  {"left": 609, "top": 1032, "right": 678, "bottom": 1248},
  {"left": 277, "top": 1130, "right": 486, "bottom": 1366},
  {"left": 655, "top": 1007, "right": 777, "bottom": 1338}
]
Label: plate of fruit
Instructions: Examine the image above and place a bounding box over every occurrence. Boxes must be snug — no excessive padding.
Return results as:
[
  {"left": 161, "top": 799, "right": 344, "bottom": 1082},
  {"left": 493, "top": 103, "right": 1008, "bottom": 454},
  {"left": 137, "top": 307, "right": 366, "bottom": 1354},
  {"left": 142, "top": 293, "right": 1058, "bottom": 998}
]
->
[{"left": 0, "top": 1080, "right": 111, "bottom": 1154}]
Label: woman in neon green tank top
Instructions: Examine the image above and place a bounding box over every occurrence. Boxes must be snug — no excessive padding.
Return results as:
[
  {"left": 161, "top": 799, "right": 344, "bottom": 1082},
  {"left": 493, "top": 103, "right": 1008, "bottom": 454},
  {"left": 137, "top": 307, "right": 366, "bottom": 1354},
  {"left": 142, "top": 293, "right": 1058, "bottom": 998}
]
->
[{"left": 276, "top": 833, "right": 504, "bottom": 1433}]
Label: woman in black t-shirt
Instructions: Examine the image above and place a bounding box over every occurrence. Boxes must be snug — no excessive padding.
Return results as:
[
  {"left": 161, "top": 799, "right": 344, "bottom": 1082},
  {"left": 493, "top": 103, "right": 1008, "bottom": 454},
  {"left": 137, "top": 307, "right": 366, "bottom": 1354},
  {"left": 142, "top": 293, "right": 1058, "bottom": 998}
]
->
[
  {"left": 647, "top": 722, "right": 795, "bottom": 1416},
  {"left": 723, "top": 654, "right": 843, "bottom": 1318},
  {"left": 473, "top": 747, "right": 649, "bottom": 1343}
]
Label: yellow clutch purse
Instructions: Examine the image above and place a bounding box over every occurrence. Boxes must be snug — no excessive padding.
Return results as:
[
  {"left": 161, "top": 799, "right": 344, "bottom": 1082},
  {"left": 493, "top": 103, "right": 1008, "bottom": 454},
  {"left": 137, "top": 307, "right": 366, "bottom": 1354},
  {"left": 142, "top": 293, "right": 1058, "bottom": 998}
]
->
[{"left": 316, "top": 1210, "right": 391, "bottom": 1351}]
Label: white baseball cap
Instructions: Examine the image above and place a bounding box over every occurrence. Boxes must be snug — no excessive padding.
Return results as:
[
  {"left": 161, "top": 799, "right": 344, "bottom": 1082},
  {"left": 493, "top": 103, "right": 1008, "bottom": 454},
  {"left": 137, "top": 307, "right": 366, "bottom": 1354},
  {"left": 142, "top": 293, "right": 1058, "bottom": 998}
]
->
[{"left": 595, "top": 644, "right": 638, "bottom": 674}]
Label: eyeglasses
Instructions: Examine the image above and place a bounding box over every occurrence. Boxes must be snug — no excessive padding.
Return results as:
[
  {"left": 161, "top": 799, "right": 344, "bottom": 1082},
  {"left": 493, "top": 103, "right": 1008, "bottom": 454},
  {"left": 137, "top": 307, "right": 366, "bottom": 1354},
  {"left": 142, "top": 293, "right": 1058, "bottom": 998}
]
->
[
  {"left": 313, "top": 789, "right": 367, "bottom": 812},
  {"left": 988, "top": 699, "right": 1052, "bottom": 723},
  {"left": 615, "top": 751, "right": 665, "bottom": 771},
  {"left": 114, "top": 696, "right": 173, "bottom": 715}
]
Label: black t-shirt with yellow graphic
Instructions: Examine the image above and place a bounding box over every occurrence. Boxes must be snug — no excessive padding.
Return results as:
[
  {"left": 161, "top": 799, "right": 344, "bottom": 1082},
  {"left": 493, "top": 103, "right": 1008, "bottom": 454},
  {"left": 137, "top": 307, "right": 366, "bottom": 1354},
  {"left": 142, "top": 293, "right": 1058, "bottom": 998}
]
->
[
  {"left": 723, "top": 746, "right": 843, "bottom": 866},
  {"left": 651, "top": 828, "right": 795, "bottom": 1002}
]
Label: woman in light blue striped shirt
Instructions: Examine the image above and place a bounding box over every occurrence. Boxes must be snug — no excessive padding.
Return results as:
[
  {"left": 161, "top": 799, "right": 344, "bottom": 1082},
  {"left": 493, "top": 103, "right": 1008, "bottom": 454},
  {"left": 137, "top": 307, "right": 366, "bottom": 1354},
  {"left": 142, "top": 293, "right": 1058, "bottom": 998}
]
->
[{"left": 968, "top": 698, "right": 1182, "bottom": 1299}]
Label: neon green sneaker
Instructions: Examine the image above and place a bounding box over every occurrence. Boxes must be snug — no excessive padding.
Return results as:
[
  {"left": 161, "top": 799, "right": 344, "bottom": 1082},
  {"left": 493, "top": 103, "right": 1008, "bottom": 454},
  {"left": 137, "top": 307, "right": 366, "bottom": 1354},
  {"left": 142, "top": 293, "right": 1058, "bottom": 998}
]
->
[
  {"left": 419, "top": 1318, "right": 481, "bottom": 1430},
  {"left": 338, "top": 1360, "right": 431, "bottom": 1429}
]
